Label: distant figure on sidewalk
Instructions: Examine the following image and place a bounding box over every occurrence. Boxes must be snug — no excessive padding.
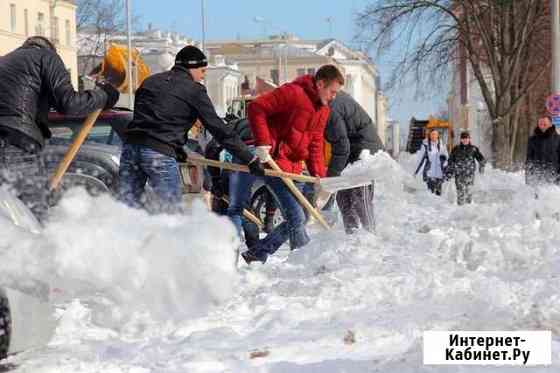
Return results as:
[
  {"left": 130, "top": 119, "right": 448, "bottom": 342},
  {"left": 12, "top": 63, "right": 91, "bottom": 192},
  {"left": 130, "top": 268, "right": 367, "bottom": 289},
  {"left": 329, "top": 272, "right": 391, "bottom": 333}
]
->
[
  {"left": 414, "top": 129, "right": 448, "bottom": 195},
  {"left": 525, "top": 116, "right": 560, "bottom": 188},
  {"left": 446, "top": 131, "right": 486, "bottom": 205}
]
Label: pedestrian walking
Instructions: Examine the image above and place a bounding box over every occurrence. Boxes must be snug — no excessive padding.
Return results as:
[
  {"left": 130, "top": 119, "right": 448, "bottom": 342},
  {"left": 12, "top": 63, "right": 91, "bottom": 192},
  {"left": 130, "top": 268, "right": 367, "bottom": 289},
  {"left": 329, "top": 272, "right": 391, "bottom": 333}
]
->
[
  {"left": 446, "top": 131, "right": 486, "bottom": 205},
  {"left": 414, "top": 129, "right": 448, "bottom": 196}
]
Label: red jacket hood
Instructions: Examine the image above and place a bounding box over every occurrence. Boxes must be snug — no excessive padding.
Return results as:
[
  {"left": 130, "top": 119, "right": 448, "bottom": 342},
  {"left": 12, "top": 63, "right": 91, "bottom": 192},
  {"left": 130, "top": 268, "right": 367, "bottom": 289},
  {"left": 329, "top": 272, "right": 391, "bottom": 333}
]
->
[{"left": 292, "top": 75, "right": 320, "bottom": 105}]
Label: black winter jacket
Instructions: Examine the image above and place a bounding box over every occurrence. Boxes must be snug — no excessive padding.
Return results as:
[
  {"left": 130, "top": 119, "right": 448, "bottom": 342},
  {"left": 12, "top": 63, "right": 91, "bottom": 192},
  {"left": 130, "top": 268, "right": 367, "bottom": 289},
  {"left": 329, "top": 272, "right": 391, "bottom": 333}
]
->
[
  {"left": 447, "top": 144, "right": 485, "bottom": 180},
  {"left": 0, "top": 43, "right": 108, "bottom": 151},
  {"left": 123, "top": 65, "right": 253, "bottom": 163},
  {"left": 526, "top": 126, "right": 560, "bottom": 186},
  {"left": 325, "top": 91, "right": 384, "bottom": 177}
]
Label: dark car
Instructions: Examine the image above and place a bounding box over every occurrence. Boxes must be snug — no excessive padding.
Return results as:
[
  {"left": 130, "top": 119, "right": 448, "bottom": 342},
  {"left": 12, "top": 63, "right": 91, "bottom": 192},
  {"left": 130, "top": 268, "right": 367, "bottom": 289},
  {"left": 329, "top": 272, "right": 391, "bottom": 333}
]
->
[{"left": 45, "top": 108, "right": 130, "bottom": 200}]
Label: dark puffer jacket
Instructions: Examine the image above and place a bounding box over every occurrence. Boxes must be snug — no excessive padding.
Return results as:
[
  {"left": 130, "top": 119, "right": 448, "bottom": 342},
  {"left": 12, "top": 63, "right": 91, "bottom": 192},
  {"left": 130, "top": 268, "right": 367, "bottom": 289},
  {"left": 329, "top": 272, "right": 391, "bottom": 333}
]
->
[
  {"left": 123, "top": 64, "right": 253, "bottom": 163},
  {"left": 0, "top": 42, "right": 109, "bottom": 150},
  {"left": 325, "top": 91, "right": 385, "bottom": 177},
  {"left": 447, "top": 144, "right": 485, "bottom": 180},
  {"left": 526, "top": 126, "right": 560, "bottom": 186}
]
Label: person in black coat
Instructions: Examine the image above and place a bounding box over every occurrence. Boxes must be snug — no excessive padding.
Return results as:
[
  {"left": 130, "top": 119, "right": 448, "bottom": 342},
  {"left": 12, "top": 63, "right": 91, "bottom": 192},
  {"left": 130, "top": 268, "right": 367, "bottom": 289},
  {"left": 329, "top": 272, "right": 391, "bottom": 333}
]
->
[
  {"left": 0, "top": 36, "right": 119, "bottom": 221},
  {"left": 525, "top": 116, "right": 560, "bottom": 187},
  {"left": 324, "top": 91, "right": 384, "bottom": 234},
  {"left": 119, "top": 45, "right": 264, "bottom": 212},
  {"left": 446, "top": 131, "right": 486, "bottom": 205}
]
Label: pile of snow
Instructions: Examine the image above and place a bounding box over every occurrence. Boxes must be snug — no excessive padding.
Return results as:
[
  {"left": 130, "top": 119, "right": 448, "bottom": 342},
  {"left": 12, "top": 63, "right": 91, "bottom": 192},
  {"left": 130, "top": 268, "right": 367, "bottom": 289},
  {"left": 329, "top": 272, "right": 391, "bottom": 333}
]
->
[
  {"left": 1, "top": 155, "right": 560, "bottom": 372},
  {"left": 1, "top": 188, "right": 241, "bottom": 325}
]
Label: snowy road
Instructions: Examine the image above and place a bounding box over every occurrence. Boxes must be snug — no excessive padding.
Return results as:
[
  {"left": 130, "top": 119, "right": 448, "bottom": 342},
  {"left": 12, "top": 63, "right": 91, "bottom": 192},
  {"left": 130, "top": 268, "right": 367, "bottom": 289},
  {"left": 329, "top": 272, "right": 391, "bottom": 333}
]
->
[{"left": 1, "top": 153, "right": 559, "bottom": 372}]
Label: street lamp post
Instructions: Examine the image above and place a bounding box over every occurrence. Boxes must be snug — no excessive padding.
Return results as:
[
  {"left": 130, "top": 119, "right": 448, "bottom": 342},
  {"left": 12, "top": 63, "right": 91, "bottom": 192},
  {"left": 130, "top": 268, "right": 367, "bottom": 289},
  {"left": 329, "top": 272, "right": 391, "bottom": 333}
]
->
[
  {"left": 126, "top": 0, "right": 133, "bottom": 109},
  {"left": 201, "top": 0, "right": 206, "bottom": 53}
]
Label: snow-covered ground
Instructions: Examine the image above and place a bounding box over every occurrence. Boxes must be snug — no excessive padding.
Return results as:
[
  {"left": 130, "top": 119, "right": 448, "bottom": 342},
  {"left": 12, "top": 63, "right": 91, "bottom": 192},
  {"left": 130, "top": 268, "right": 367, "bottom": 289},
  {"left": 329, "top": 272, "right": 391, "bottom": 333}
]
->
[{"left": 1, "top": 152, "right": 559, "bottom": 372}]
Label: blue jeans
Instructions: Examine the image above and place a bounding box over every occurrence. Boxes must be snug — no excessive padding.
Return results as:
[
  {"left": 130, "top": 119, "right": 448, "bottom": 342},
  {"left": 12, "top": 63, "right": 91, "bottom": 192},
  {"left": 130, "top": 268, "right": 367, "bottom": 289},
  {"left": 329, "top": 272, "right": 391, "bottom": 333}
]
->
[
  {"left": 118, "top": 143, "right": 182, "bottom": 213},
  {"left": 252, "top": 177, "right": 310, "bottom": 261},
  {"left": 228, "top": 175, "right": 311, "bottom": 262},
  {"left": 227, "top": 170, "right": 258, "bottom": 236}
]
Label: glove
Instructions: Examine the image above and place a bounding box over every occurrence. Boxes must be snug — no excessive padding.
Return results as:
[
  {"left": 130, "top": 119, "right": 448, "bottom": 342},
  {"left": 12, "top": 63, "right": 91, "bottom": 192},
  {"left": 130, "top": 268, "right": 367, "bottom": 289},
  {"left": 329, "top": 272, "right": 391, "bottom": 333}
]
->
[
  {"left": 439, "top": 154, "right": 447, "bottom": 163},
  {"left": 210, "top": 178, "right": 226, "bottom": 198},
  {"left": 255, "top": 145, "right": 272, "bottom": 163},
  {"left": 175, "top": 147, "right": 188, "bottom": 162},
  {"left": 248, "top": 157, "right": 266, "bottom": 176},
  {"left": 96, "top": 80, "right": 120, "bottom": 110},
  {"left": 359, "top": 149, "right": 371, "bottom": 159}
]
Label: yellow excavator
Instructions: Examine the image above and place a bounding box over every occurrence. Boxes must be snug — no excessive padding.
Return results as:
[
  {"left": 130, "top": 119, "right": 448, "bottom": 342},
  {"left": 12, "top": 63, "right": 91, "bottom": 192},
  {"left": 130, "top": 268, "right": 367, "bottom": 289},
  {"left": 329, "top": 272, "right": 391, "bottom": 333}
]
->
[{"left": 406, "top": 116, "right": 454, "bottom": 153}]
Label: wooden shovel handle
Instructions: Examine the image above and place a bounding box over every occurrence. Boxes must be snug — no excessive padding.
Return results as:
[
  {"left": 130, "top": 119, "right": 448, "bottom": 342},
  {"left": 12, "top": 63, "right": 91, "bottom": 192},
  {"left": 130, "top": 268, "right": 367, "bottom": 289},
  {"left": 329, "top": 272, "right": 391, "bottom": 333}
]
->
[
  {"left": 220, "top": 196, "right": 264, "bottom": 228},
  {"left": 184, "top": 157, "right": 319, "bottom": 184},
  {"left": 49, "top": 109, "right": 102, "bottom": 191},
  {"left": 266, "top": 158, "right": 331, "bottom": 230}
]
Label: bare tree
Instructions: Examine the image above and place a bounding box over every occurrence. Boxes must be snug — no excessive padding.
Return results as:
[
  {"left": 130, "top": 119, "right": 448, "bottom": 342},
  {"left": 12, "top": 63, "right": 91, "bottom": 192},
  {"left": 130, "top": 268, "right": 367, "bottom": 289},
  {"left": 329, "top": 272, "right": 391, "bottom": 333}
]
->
[
  {"left": 76, "top": 0, "right": 127, "bottom": 79},
  {"left": 356, "top": 0, "right": 550, "bottom": 168}
]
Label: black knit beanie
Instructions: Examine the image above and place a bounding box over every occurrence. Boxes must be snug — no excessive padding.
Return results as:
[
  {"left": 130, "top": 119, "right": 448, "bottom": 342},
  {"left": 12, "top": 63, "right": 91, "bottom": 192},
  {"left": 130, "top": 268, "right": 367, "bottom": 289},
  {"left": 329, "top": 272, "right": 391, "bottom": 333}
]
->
[
  {"left": 175, "top": 45, "right": 208, "bottom": 68},
  {"left": 460, "top": 131, "right": 470, "bottom": 139},
  {"left": 23, "top": 36, "right": 56, "bottom": 52}
]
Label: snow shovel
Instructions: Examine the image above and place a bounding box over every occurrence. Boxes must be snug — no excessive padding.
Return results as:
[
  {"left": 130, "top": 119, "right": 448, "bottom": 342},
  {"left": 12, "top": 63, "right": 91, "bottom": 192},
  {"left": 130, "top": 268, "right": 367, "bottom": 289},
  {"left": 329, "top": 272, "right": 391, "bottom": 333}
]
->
[
  {"left": 220, "top": 195, "right": 264, "bottom": 229},
  {"left": 183, "top": 157, "right": 373, "bottom": 193}
]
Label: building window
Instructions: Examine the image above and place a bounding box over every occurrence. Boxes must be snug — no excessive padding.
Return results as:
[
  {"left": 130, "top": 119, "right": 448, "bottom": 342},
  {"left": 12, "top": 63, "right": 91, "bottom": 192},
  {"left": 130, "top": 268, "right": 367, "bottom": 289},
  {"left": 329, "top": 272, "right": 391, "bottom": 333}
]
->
[
  {"left": 297, "top": 68, "right": 306, "bottom": 77},
  {"left": 10, "top": 4, "right": 16, "bottom": 32},
  {"left": 65, "top": 20, "right": 71, "bottom": 46},
  {"left": 53, "top": 17, "right": 60, "bottom": 43},
  {"left": 270, "top": 69, "right": 279, "bottom": 85},
  {"left": 36, "top": 12, "right": 45, "bottom": 36},
  {"left": 24, "top": 9, "right": 29, "bottom": 36},
  {"left": 307, "top": 68, "right": 316, "bottom": 76}
]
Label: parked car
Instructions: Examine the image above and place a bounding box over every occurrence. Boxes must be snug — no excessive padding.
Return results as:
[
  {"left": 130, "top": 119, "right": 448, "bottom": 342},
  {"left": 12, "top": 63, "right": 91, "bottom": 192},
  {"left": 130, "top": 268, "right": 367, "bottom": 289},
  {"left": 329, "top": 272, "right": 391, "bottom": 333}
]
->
[{"left": 45, "top": 108, "right": 130, "bottom": 202}]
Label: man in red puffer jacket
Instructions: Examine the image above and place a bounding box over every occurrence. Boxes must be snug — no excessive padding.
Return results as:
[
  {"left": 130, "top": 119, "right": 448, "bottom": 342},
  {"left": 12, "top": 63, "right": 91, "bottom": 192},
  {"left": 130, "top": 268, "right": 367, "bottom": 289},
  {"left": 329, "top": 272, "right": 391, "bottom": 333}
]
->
[{"left": 234, "top": 65, "right": 344, "bottom": 264}]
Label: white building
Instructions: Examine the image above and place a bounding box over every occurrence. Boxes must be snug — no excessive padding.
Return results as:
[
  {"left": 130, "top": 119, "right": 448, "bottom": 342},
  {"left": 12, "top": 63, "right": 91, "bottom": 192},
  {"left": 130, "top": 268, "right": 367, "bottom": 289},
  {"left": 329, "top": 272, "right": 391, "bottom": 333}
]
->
[
  {"left": 1, "top": 0, "right": 79, "bottom": 87},
  {"left": 77, "top": 26, "right": 240, "bottom": 114},
  {"left": 385, "top": 118, "right": 400, "bottom": 157},
  {"left": 205, "top": 35, "right": 387, "bottom": 142},
  {"left": 205, "top": 56, "right": 242, "bottom": 117}
]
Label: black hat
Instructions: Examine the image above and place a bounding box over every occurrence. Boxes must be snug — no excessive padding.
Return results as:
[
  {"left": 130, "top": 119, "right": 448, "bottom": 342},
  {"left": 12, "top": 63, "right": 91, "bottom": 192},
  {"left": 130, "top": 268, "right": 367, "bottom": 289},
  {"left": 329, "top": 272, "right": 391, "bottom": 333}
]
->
[
  {"left": 175, "top": 45, "right": 208, "bottom": 68},
  {"left": 22, "top": 36, "right": 56, "bottom": 52},
  {"left": 460, "top": 131, "right": 470, "bottom": 139}
]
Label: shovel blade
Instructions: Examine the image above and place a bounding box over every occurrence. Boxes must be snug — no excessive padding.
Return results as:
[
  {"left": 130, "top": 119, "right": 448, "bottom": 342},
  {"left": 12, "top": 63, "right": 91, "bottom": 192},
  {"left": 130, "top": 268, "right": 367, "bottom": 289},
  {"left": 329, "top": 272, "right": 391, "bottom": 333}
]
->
[{"left": 319, "top": 174, "right": 373, "bottom": 193}]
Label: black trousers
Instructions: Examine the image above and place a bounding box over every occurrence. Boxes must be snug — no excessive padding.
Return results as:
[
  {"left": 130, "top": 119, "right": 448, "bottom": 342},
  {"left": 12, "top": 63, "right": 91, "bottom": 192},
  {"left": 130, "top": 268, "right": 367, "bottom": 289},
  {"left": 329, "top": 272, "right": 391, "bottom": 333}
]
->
[
  {"left": 426, "top": 178, "right": 443, "bottom": 196},
  {"left": 456, "top": 176, "right": 474, "bottom": 205},
  {"left": 0, "top": 140, "right": 48, "bottom": 222},
  {"left": 336, "top": 183, "right": 375, "bottom": 234}
]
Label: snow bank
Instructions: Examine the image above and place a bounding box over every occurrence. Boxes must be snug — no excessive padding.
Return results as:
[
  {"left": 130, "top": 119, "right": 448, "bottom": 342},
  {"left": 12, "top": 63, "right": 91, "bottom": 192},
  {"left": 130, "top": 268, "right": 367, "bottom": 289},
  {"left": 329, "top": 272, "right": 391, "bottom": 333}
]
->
[
  {"left": 3, "top": 157, "right": 560, "bottom": 372},
  {"left": 1, "top": 188, "right": 241, "bottom": 325}
]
